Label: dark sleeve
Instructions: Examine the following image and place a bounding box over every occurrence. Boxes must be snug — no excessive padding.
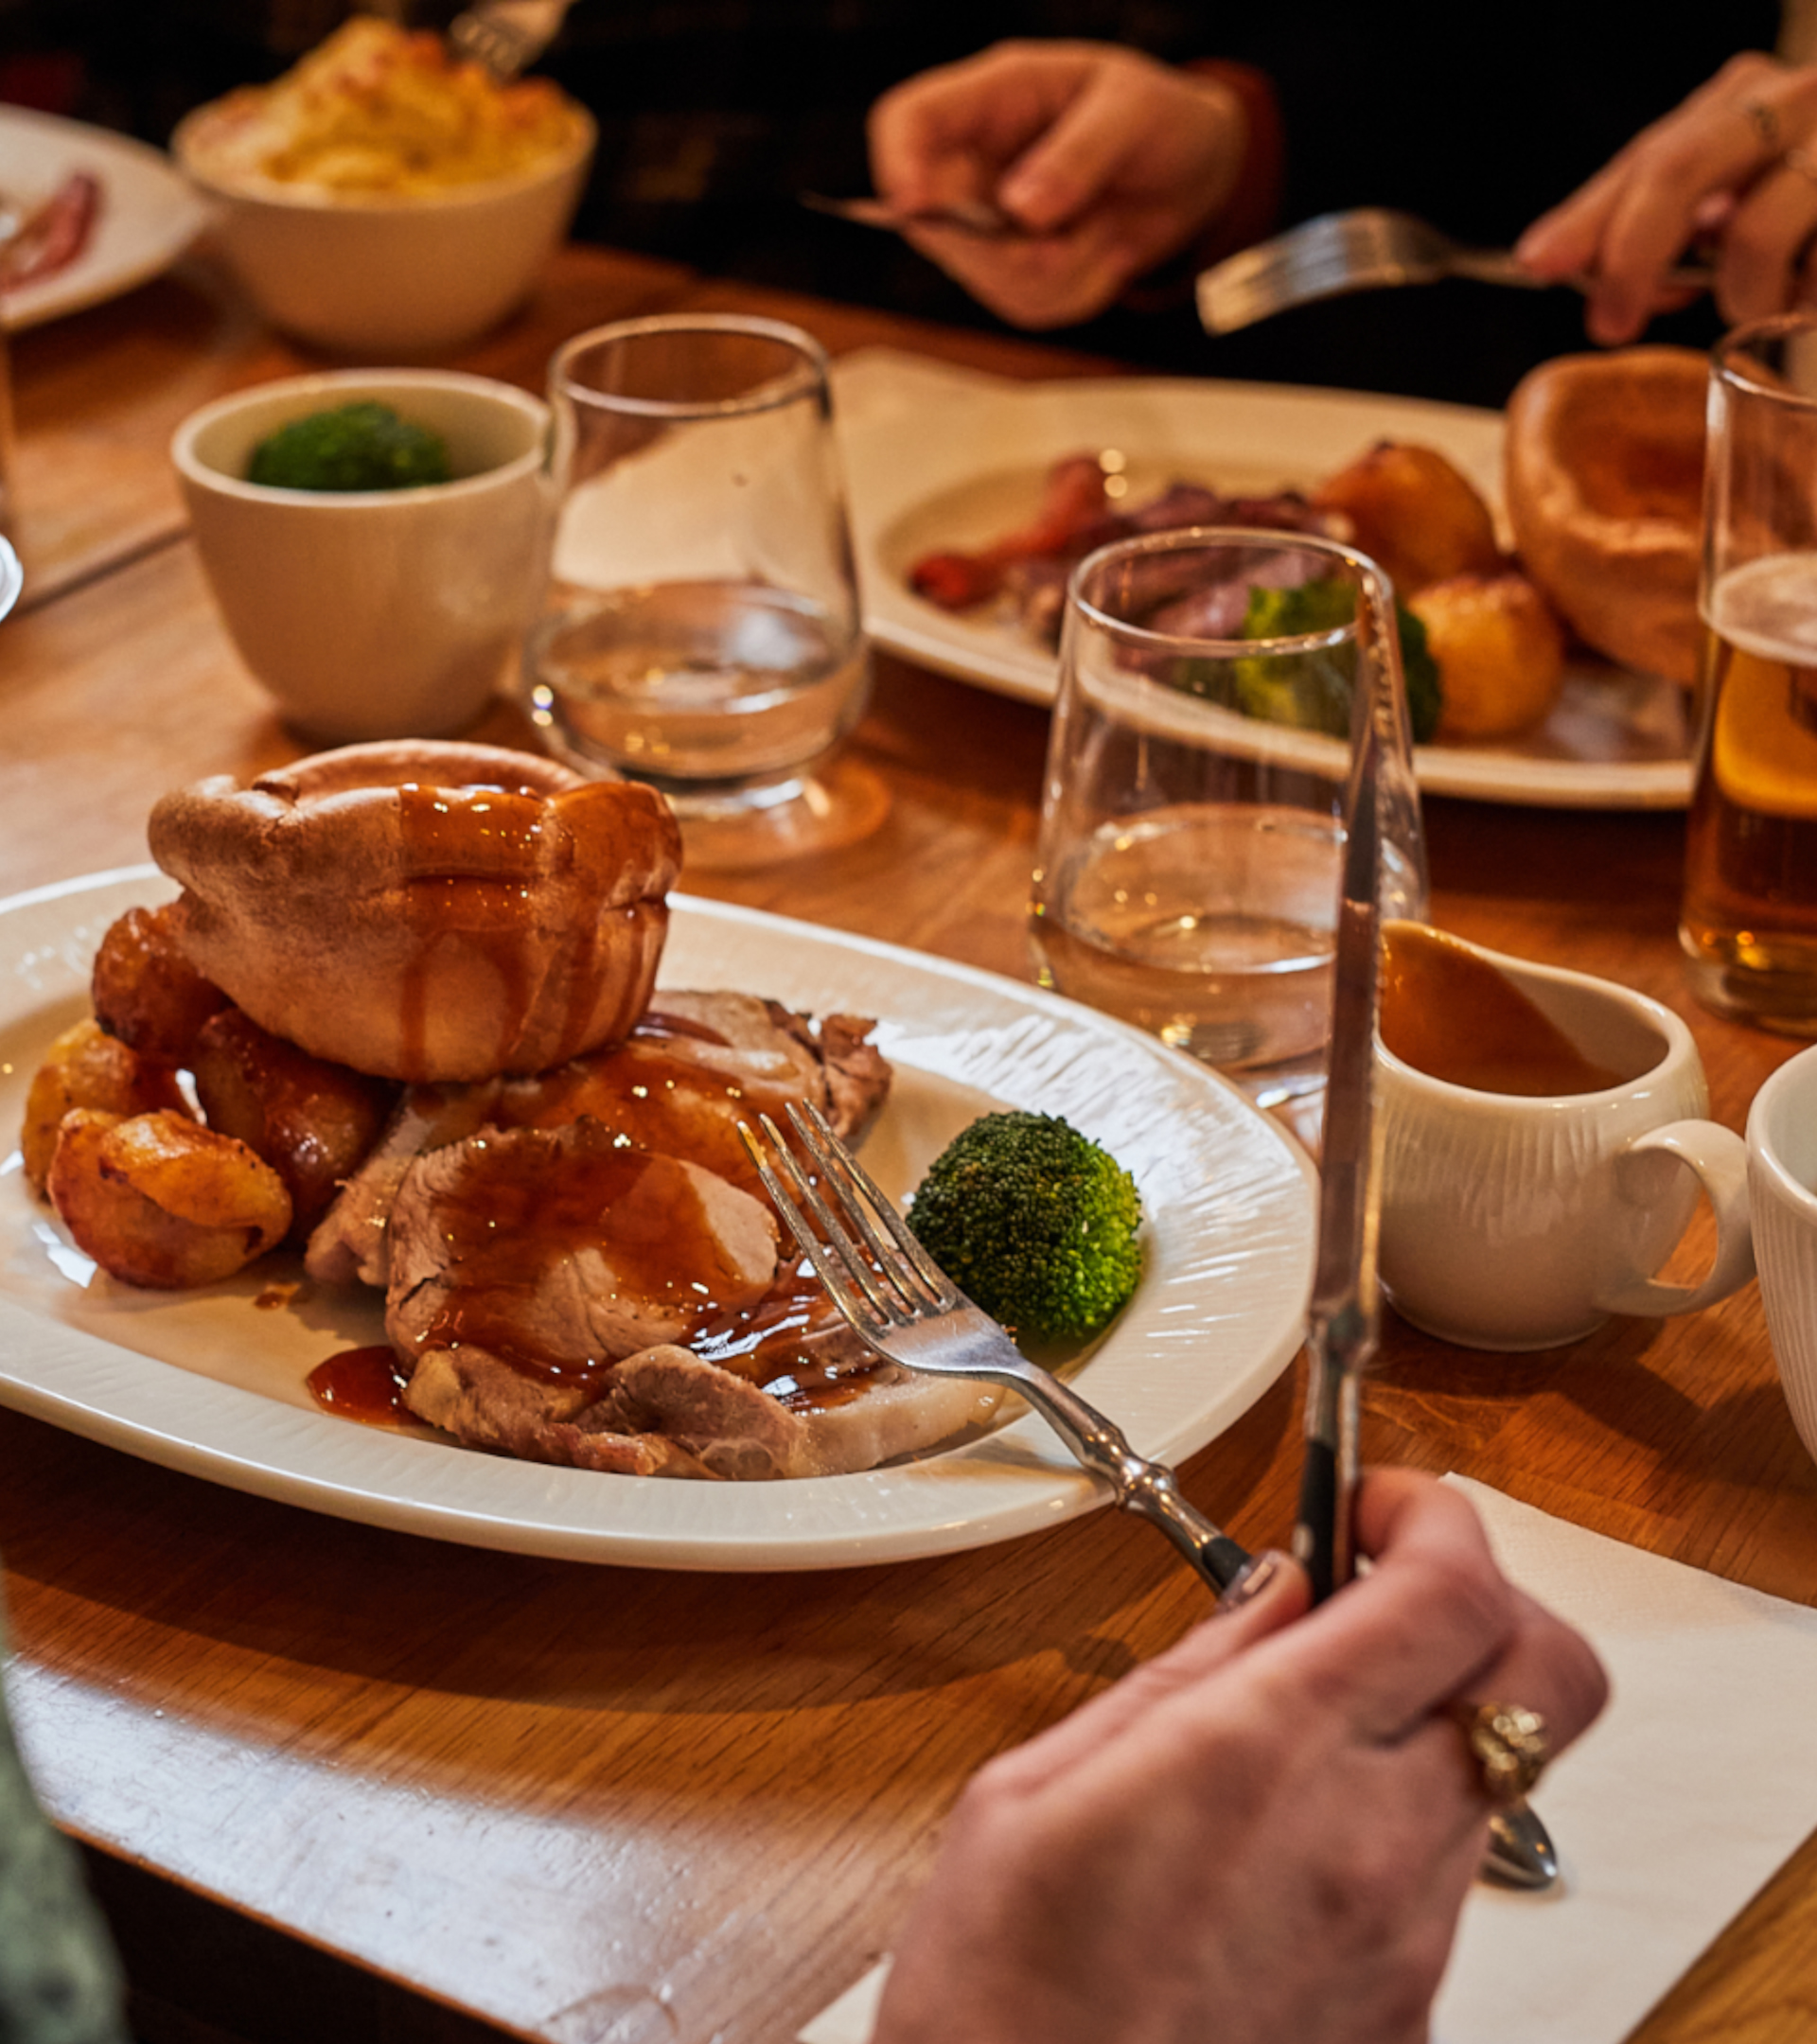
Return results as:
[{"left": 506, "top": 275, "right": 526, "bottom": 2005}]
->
[
  {"left": 0, "top": 1602, "right": 130, "bottom": 2044},
  {"left": 1210, "top": 2, "right": 1786, "bottom": 242}
]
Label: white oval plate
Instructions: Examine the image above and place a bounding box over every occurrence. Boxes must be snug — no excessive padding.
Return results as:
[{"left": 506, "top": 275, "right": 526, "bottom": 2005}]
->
[
  {"left": 0, "top": 870, "right": 1315, "bottom": 1571},
  {"left": 1, "top": 106, "right": 209, "bottom": 330},
  {"left": 833, "top": 348, "right": 1694, "bottom": 811}
]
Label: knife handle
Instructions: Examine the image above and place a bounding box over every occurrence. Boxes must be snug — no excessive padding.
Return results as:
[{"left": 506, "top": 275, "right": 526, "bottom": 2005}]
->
[{"left": 1294, "top": 1435, "right": 1341, "bottom": 1604}]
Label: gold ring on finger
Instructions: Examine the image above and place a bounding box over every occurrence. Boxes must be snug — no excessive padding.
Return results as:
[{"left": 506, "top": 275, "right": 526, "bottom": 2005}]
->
[{"left": 1445, "top": 1700, "right": 1551, "bottom": 1807}]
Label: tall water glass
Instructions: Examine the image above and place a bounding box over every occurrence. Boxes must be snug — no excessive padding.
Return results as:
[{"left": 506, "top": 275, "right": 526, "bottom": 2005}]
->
[
  {"left": 1682, "top": 312, "right": 1817, "bottom": 1030},
  {"left": 527, "top": 314, "right": 872, "bottom": 857},
  {"left": 1030, "top": 528, "right": 1427, "bottom": 1108}
]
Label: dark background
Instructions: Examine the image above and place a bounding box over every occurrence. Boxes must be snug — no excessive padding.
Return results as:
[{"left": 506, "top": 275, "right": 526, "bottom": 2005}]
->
[{"left": 0, "top": 0, "right": 1788, "bottom": 403}]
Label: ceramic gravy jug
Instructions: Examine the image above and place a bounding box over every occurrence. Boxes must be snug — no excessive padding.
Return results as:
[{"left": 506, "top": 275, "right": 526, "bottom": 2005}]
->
[{"left": 1376, "top": 924, "right": 1755, "bottom": 1350}]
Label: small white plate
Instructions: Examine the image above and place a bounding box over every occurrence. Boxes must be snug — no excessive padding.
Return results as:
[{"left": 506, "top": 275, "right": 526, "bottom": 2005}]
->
[
  {"left": 832, "top": 349, "right": 1694, "bottom": 810},
  {"left": 0, "top": 870, "right": 1316, "bottom": 1571},
  {"left": 0, "top": 105, "right": 208, "bottom": 330}
]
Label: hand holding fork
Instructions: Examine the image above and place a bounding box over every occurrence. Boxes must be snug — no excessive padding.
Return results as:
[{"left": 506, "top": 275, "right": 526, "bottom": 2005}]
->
[{"left": 741, "top": 1101, "right": 1565, "bottom": 1890}]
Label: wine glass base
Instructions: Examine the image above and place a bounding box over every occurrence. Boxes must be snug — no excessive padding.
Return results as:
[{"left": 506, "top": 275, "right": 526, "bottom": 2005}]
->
[{"left": 676, "top": 756, "right": 891, "bottom": 870}]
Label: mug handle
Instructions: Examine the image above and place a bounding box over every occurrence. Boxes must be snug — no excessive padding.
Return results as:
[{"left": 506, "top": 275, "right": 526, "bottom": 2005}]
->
[{"left": 1596, "top": 1119, "right": 1755, "bottom": 1317}]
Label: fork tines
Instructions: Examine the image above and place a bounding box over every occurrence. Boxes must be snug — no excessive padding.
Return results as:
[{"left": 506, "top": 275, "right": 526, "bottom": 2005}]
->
[
  {"left": 447, "top": 0, "right": 569, "bottom": 79},
  {"left": 738, "top": 1102, "right": 955, "bottom": 1338}
]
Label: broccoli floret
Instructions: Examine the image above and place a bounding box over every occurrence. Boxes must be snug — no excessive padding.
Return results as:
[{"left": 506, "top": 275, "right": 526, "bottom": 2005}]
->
[
  {"left": 1394, "top": 602, "right": 1443, "bottom": 748},
  {"left": 1243, "top": 573, "right": 1358, "bottom": 642},
  {"left": 908, "top": 1110, "right": 1142, "bottom": 1341},
  {"left": 247, "top": 402, "right": 452, "bottom": 491},
  {"left": 1206, "top": 576, "right": 1442, "bottom": 745}
]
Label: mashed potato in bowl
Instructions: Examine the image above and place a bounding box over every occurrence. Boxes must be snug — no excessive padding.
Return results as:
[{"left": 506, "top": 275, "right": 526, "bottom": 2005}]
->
[
  {"left": 170, "top": 17, "right": 594, "bottom": 353},
  {"left": 177, "top": 16, "right": 587, "bottom": 199}
]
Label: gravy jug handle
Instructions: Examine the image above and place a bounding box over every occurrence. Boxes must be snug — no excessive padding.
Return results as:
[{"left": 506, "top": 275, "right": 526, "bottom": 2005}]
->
[{"left": 1596, "top": 1120, "right": 1755, "bottom": 1318}]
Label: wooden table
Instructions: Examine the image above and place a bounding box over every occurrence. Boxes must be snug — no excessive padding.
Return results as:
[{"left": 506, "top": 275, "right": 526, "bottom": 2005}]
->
[{"left": 4, "top": 240, "right": 1814, "bottom": 2044}]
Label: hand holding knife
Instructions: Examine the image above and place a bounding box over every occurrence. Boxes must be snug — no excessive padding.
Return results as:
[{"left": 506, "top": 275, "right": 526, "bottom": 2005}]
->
[
  {"left": 1290, "top": 560, "right": 1558, "bottom": 1888},
  {"left": 1292, "top": 562, "right": 1397, "bottom": 1602}
]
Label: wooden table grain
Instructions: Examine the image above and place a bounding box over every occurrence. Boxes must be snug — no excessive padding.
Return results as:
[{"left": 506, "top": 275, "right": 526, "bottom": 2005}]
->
[{"left": 3, "top": 240, "right": 1814, "bottom": 2044}]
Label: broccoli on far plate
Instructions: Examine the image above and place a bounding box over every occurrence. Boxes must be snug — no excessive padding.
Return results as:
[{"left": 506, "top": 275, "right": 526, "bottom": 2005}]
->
[
  {"left": 908, "top": 1110, "right": 1142, "bottom": 1342},
  {"left": 247, "top": 401, "right": 452, "bottom": 492},
  {"left": 1179, "top": 575, "right": 1443, "bottom": 744}
]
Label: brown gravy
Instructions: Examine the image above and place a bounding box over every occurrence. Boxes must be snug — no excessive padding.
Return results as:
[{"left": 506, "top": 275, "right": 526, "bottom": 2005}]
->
[
  {"left": 309, "top": 1344, "right": 415, "bottom": 1425},
  {"left": 421, "top": 1138, "right": 745, "bottom": 1385},
  {"left": 1379, "top": 924, "right": 1626, "bottom": 1097},
  {"left": 691, "top": 1255, "right": 885, "bottom": 1409}
]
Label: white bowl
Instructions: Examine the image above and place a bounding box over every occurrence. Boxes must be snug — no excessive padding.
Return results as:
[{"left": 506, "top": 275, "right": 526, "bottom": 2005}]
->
[
  {"left": 1746, "top": 1045, "right": 1817, "bottom": 1469},
  {"left": 172, "top": 368, "right": 552, "bottom": 742},
  {"left": 171, "top": 107, "right": 594, "bottom": 357}
]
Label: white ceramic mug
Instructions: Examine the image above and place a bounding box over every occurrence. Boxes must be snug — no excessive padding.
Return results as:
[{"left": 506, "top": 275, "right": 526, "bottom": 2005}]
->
[
  {"left": 172, "top": 369, "right": 551, "bottom": 743},
  {"left": 1745, "top": 1044, "right": 1817, "bottom": 1470},
  {"left": 1378, "top": 933, "right": 1755, "bottom": 1350}
]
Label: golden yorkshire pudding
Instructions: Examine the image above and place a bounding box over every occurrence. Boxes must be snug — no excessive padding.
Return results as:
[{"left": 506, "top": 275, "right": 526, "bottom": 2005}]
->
[
  {"left": 149, "top": 741, "right": 682, "bottom": 1082},
  {"left": 1503, "top": 345, "right": 1707, "bottom": 684}
]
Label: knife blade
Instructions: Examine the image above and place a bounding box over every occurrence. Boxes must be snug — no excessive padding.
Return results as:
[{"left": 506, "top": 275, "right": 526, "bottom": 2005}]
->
[
  {"left": 1293, "top": 569, "right": 1396, "bottom": 1605},
  {"left": 799, "top": 191, "right": 1022, "bottom": 238}
]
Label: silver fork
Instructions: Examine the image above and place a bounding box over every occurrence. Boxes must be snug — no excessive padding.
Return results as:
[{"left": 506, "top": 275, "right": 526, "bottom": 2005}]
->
[
  {"left": 1195, "top": 205, "right": 1714, "bottom": 336},
  {"left": 447, "top": 0, "right": 573, "bottom": 79},
  {"left": 741, "top": 1100, "right": 1561, "bottom": 1892},
  {"left": 740, "top": 1101, "right": 1252, "bottom": 1595}
]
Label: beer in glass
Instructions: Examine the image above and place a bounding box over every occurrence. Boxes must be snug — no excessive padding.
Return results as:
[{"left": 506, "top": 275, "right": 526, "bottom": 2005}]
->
[{"left": 1681, "top": 314, "right": 1817, "bottom": 1031}]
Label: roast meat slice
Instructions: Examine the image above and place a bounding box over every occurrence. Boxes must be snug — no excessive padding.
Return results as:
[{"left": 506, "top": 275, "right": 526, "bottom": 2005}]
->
[
  {"left": 490, "top": 991, "right": 882, "bottom": 1199},
  {"left": 602, "top": 1343, "right": 1003, "bottom": 1481},
  {"left": 306, "top": 992, "right": 891, "bottom": 1290},
  {"left": 384, "top": 1118, "right": 1001, "bottom": 1480},
  {"left": 304, "top": 1079, "right": 501, "bottom": 1288},
  {"left": 387, "top": 1119, "right": 780, "bottom": 1378}
]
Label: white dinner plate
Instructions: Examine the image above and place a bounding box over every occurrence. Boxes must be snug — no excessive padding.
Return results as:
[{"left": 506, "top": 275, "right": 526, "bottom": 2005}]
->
[
  {"left": 832, "top": 348, "right": 1694, "bottom": 810},
  {"left": 0, "top": 105, "right": 208, "bottom": 330},
  {"left": 0, "top": 869, "right": 1316, "bottom": 1571}
]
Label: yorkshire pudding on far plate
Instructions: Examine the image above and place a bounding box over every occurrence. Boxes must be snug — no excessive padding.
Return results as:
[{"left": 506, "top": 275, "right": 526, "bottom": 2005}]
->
[
  {"left": 1504, "top": 345, "right": 1707, "bottom": 686},
  {"left": 150, "top": 741, "right": 682, "bottom": 1082}
]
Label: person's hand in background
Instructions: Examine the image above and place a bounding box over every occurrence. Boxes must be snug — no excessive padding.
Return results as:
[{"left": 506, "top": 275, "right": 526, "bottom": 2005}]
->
[
  {"left": 867, "top": 41, "right": 1247, "bottom": 328},
  {"left": 872, "top": 1469, "right": 1609, "bottom": 2044},
  {"left": 1518, "top": 51, "right": 1817, "bottom": 344}
]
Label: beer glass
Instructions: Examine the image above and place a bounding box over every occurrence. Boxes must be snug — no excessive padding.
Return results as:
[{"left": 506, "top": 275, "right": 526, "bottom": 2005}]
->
[
  {"left": 1030, "top": 527, "right": 1427, "bottom": 1109},
  {"left": 1682, "top": 313, "right": 1817, "bottom": 1030}
]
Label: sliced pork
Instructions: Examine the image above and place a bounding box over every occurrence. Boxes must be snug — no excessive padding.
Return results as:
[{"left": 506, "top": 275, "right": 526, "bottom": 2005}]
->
[
  {"left": 306, "top": 992, "right": 890, "bottom": 1288},
  {"left": 385, "top": 1118, "right": 1000, "bottom": 1479},
  {"left": 387, "top": 1119, "right": 781, "bottom": 1372}
]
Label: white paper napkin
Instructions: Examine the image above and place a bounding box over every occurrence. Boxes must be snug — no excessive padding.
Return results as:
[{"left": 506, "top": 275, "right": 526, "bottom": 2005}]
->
[{"left": 800, "top": 1479, "right": 1817, "bottom": 2044}]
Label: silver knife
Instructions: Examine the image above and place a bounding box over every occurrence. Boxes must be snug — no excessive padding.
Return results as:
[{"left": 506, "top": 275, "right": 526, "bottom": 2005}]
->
[
  {"left": 799, "top": 191, "right": 1021, "bottom": 238},
  {"left": 1293, "top": 569, "right": 1394, "bottom": 1602},
  {"left": 1294, "top": 569, "right": 1558, "bottom": 1890}
]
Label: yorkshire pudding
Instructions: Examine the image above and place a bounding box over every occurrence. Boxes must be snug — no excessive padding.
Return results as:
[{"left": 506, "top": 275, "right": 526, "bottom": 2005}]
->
[
  {"left": 1504, "top": 345, "right": 1707, "bottom": 684},
  {"left": 149, "top": 741, "right": 682, "bottom": 1082}
]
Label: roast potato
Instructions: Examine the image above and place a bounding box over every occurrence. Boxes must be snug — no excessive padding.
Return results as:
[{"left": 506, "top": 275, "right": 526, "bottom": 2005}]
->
[
  {"left": 46, "top": 1107, "right": 291, "bottom": 1289},
  {"left": 90, "top": 903, "right": 229, "bottom": 1065},
  {"left": 1409, "top": 573, "right": 1568, "bottom": 740},
  {"left": 190, "top": 1007, "right": 395, "bottom": 1235},
  {"left": 1311, "top": 441, "right": 1504, "bottom": 596},
  {"left": 20, "top": 1017, "right": 186, "bottom": 1194}
]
